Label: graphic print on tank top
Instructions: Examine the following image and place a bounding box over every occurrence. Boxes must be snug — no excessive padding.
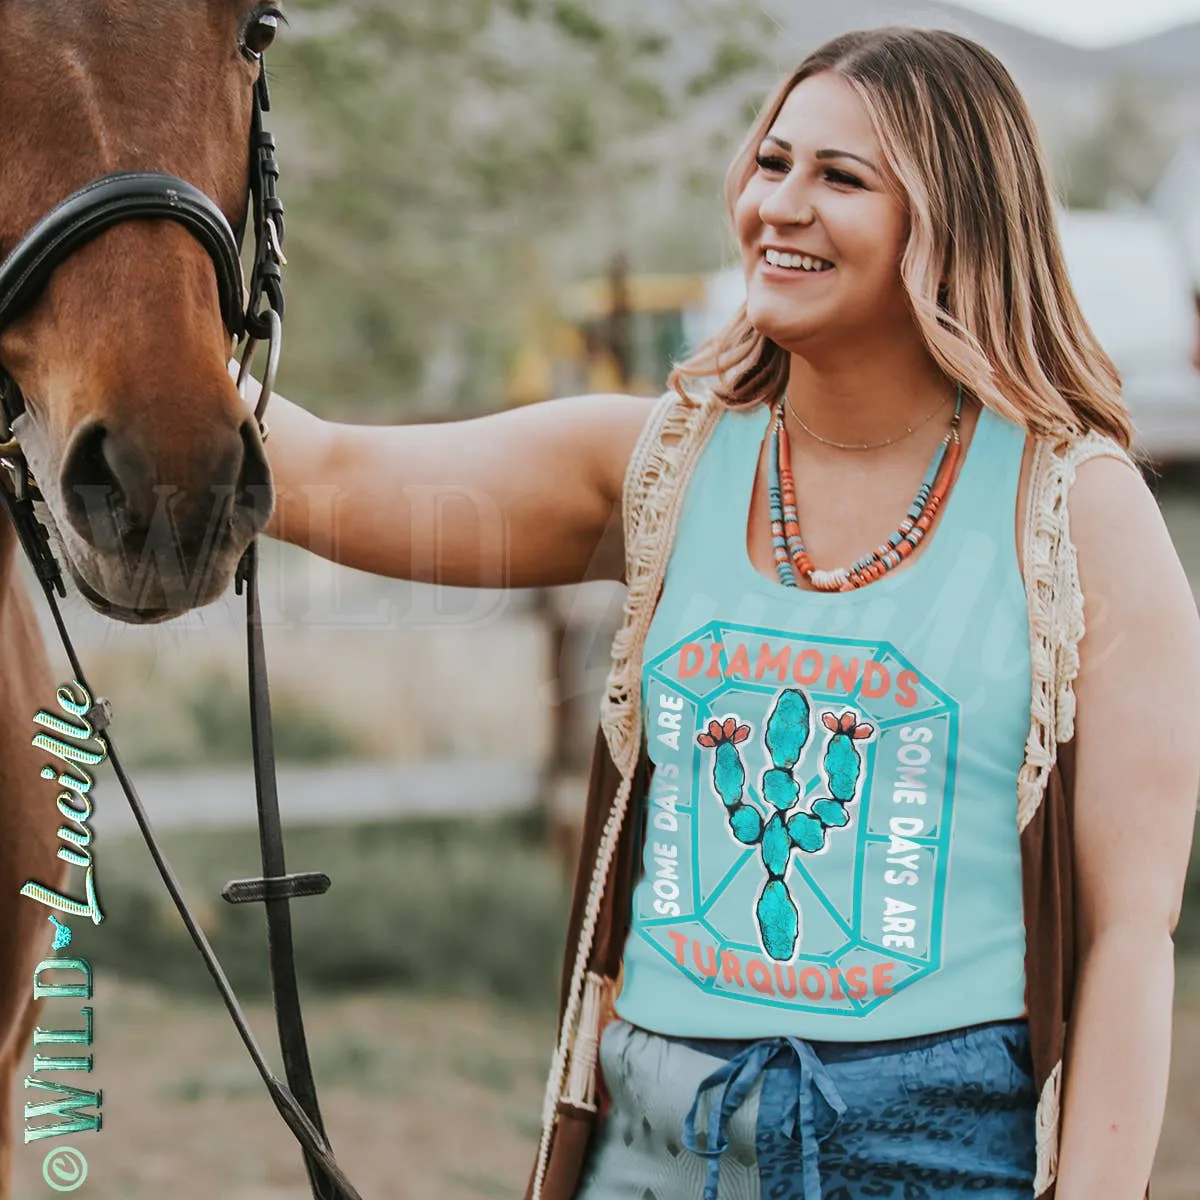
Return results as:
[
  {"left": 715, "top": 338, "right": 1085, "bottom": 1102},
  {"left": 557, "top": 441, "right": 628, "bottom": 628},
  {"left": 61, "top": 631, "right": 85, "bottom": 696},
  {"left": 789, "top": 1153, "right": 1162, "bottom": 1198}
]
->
[{"left": 638, "top": 621, "right": 957, "bottom": 1017}]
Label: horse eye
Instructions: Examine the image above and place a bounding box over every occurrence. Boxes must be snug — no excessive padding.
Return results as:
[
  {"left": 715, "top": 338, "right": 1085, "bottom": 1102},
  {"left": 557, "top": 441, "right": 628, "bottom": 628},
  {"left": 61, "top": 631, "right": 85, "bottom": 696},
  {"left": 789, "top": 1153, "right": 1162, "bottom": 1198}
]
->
[{"left": 242, "top": 13, "right": 279, "bottom": 59}]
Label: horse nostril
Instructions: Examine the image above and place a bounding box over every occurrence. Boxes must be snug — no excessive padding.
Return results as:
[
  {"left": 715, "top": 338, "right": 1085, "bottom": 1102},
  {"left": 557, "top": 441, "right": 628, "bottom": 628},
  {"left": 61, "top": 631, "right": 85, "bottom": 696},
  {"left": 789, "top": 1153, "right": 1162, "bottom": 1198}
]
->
[
  {"left": 58, "top": 415, "right": 271, "bottom": 555},
  {"left": 59, "top": 420, "right": 131, "bottom": 546},
  {"left": 235, "top": 416, "right": 273, "bottom": 533}
]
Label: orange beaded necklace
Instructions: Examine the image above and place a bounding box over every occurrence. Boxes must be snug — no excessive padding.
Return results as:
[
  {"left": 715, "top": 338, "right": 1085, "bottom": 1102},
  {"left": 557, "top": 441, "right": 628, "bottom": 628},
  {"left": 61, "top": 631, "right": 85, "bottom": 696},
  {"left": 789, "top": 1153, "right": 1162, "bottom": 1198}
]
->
[{"left": 767, "top": 386, "right": 964, "bottom": 592}]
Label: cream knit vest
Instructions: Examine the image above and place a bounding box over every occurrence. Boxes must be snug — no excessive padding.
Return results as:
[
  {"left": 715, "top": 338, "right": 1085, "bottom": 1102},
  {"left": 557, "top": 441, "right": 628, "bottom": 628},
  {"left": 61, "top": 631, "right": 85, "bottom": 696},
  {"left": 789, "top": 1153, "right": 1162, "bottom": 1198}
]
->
[{"left": 530, "top": 386, "right": 1136, "bottom": 1200}]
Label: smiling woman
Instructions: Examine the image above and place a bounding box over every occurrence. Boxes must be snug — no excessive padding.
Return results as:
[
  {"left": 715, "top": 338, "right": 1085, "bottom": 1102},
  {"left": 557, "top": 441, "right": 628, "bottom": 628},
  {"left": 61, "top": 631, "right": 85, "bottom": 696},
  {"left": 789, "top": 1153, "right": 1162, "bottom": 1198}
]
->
[
  {"left": 540, "top": 27, "right": 1193, "bottom": 1200},
  {"left": 675, "top": 37, "right": 1129, "bottom": 452},
  {"left": 235, "top": 21, "right": 1199, "bottom": 1200}
]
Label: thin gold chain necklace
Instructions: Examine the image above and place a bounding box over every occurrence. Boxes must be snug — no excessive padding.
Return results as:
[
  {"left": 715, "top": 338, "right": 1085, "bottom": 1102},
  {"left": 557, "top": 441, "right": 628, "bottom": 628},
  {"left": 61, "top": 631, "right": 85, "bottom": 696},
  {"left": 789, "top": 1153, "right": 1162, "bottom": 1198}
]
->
[
  {"left": 785, "top": 391, "right": 952, "bottom": 452},
  {"left": 770, "top": 386, "right": 965, "bottom": 591}
]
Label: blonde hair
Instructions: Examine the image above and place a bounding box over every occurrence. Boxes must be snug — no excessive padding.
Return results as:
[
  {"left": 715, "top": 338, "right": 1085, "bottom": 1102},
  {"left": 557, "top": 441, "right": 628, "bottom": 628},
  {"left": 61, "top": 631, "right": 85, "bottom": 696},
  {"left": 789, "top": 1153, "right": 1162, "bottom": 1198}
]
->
[{"left": 670, "top": 27, "right": 1133, "bottom": 447}]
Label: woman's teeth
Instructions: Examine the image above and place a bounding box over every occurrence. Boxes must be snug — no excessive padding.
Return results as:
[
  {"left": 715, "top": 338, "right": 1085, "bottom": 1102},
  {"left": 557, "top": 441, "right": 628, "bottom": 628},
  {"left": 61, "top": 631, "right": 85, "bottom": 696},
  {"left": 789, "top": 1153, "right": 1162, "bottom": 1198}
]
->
[{"left": 764, "top": 248, "right": 834, "bottom": 272}]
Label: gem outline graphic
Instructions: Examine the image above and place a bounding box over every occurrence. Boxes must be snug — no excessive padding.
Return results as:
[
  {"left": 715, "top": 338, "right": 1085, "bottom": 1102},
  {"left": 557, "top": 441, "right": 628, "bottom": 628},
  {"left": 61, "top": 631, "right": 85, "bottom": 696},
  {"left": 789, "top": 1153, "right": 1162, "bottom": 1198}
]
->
[{"left": 638, "top": 620, "right": 960, "bottom": 1017}]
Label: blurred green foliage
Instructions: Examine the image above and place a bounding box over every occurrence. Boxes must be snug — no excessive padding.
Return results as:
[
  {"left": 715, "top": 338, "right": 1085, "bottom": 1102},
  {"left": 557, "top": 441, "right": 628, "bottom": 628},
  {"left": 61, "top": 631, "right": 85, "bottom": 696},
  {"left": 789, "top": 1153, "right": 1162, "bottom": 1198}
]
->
[
  {"left": 116, "top": 666, "right": 372, "bottom": 768},
  {"left": 687, "top": 37, "right": 764, "bottom": 97},
  {"left": 257, "top": 3, "right": 1180, "bottom": 419},
  {"left": 264, "top": 0, "right": 769, "bottom": 418},
  {"left": 1059, "top": 75, "right": 1174, "bottom": 209},
  {"left": 75, "top": 815, "right": 571, "bottom": 1007}
]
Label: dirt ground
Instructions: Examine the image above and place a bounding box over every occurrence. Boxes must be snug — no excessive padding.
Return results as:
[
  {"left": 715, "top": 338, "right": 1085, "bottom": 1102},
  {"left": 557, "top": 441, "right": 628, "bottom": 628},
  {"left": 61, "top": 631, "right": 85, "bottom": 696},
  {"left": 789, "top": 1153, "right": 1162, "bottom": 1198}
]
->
[
  {"left": 11, "top": 976, "right": 549, "bottom": 1200},
  {"left": 10, "top": 965, "right": 1200, "bottom": 1200}
]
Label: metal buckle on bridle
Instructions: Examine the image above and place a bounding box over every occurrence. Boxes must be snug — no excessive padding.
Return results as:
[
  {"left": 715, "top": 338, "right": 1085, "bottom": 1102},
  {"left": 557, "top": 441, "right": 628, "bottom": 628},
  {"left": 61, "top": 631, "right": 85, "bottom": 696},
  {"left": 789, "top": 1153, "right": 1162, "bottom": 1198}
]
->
[
  {"left": 237, "top": 304, "right": 281, "bottom": 436},
  {"left": 0, "top": 379, "right": 64, "bottom": 597},
  {"left": 0, "top": 429, "right": 25, "bottom": 491},
  {"left": 266, "top": 213, "right": 287, "bottom": 267},
  {"left": 0, "top": 385, "right": 19, "bottom": 463}
]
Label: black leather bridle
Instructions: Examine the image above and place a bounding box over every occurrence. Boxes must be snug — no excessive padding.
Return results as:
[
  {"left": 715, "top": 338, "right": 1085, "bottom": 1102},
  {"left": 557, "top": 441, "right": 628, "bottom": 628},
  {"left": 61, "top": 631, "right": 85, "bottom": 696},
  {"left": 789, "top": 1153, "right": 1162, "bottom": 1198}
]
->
[{"left": 0, "top": 67, "right": 361, "bottom": 1200}]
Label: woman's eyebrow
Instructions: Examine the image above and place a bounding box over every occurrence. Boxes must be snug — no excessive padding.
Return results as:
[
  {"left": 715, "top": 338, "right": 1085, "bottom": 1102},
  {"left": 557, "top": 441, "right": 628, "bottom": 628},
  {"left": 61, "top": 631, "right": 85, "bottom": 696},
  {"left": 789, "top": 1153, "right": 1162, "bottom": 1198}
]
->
[
  {"left": 762, "top": 134, "right": 879, "bottom": 175},
  {"left": 816, "top": 148, "right": 879, "bottom": 174}
]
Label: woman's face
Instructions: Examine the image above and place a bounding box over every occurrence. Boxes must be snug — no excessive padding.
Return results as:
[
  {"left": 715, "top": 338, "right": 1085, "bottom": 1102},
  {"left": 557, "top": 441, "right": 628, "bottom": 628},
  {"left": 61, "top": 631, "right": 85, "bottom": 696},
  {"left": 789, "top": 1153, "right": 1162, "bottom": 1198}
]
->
[{"left": 734, "top": 71, "right": 912, "bottom": 351}]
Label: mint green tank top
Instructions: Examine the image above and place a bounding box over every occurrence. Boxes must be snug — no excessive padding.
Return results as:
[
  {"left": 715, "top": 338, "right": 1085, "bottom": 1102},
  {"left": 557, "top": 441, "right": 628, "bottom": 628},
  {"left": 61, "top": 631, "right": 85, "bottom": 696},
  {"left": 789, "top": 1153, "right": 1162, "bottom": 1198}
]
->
[{"left": 616, "top": 401, "right": 1032, "bottom": 1041}]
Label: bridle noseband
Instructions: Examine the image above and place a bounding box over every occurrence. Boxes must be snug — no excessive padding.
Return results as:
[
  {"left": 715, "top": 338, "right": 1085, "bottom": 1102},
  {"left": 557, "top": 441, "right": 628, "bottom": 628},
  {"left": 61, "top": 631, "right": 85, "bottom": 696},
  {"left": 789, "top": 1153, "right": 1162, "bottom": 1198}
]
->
[
  {"left": 0, "top": 172, "right": 246, "bottom": 340},
  {"left": 0, "top": 68, "right": 361, "bottom": 1200},
  {"left": 0, "top": 73, "right": 282, "bottom": 449}
]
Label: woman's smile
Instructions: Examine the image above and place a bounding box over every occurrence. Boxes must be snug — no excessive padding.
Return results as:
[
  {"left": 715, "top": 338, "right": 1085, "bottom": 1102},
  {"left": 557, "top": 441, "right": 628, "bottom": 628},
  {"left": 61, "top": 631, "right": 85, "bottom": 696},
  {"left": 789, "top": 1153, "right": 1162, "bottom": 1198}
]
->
[{"left": 758, "top": 246, "right": 837, "bottom": 283}]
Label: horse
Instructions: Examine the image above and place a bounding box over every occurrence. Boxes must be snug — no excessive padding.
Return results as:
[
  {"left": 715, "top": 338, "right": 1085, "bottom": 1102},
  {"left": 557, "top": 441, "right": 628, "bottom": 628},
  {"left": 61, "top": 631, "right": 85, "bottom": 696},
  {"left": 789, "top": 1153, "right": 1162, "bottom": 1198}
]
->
[{"left": 0, "top": 4, "right": 280, "bottom": 1193}]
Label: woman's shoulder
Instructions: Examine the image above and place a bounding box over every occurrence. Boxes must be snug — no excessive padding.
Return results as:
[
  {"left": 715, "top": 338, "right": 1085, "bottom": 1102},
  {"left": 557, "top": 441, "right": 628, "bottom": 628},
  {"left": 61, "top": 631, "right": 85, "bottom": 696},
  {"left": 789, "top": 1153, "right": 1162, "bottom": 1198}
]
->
[
  {"left": 1021, "top": 422, "right": 1135, "bottom": 473},
  {"left": 1065, "top": 441, "right": 1176, "bottom": 585},
  {"left": 1023, "top": 426, "right": 1142, "bottom": 532},
  {"left": 1015, "top": 424, "right": 1154, "bottom": 606},
  {"left": 1060, "top": 435, "right": 1196, "bottom": 658}
]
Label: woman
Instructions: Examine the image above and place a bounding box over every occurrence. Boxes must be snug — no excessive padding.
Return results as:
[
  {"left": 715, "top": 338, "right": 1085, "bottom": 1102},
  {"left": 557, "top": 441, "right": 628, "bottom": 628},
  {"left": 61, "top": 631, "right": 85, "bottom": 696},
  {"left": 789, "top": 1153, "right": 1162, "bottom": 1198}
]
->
[{"left": 245, "top": 27, "right": 1199, "bottom": 1200}]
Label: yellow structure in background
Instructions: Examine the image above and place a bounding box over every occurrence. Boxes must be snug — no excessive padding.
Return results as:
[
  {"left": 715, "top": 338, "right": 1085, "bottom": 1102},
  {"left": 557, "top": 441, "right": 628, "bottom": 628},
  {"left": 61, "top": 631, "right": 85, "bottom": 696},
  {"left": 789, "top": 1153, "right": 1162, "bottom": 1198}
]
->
[{"left": 508, "top": 270, "right": 709, "bottom": 405}]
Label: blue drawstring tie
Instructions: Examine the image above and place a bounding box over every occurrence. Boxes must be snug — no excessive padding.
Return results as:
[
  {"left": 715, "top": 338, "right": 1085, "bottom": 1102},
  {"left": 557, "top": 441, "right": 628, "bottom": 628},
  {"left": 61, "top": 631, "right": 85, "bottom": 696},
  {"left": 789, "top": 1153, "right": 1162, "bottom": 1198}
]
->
[{"left": 682, "top": 1036, "right": 847, "bottom": 1200}]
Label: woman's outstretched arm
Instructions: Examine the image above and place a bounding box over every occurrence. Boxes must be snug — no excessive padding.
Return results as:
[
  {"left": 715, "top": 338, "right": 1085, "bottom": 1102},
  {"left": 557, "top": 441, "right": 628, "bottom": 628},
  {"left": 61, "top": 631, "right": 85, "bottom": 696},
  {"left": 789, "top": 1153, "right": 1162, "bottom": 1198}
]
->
[
  {"left": 1055, "top": 455, "right": 1200, "bottom": 1200},
  {"left": 237, "top": 371, "right": 655, "bottom": 588}
]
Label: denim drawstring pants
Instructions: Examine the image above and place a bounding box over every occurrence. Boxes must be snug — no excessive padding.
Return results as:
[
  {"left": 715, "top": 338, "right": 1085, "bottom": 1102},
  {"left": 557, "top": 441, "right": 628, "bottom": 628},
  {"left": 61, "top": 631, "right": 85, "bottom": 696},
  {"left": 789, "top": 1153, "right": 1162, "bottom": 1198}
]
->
[{"left": 575, "top": 1018, "right": 1038, "bottom": 1200}]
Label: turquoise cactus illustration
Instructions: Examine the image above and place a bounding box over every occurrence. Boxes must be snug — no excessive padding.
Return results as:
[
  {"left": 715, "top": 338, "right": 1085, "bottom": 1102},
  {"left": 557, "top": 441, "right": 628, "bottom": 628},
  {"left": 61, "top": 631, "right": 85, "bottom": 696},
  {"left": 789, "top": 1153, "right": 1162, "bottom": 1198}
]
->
[{"left": 696, "top": 689, "right": 874, "bottom": 960}]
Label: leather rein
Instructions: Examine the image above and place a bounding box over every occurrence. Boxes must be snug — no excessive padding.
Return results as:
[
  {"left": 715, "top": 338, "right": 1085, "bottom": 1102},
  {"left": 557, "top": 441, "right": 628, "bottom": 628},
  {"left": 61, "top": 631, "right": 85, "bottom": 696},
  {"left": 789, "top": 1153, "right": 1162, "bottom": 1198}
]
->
[{"left": 0, "top": 66, "right": 362, "bottom": 1200}]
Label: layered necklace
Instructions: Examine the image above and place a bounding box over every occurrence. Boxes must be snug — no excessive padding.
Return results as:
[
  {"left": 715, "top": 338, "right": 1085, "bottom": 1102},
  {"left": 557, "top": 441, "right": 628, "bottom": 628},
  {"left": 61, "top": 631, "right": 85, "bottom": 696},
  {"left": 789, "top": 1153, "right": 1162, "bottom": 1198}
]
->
[{"left": 767, "top": 385, "right": 964, "bottom": 592}]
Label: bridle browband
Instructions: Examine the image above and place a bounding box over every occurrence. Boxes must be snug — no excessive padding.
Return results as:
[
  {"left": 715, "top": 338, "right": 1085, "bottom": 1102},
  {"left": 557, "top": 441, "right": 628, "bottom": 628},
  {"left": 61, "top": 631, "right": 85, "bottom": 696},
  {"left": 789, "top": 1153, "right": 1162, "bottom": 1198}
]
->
[{"left": 0, "top": 68, "right": 361, "bottom": 1200}]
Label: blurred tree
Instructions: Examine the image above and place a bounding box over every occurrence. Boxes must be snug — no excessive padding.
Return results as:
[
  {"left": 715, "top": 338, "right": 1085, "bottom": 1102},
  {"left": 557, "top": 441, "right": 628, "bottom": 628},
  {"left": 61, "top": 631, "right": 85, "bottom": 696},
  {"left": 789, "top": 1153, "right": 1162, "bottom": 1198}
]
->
[
  {"left": 263, "top": 0, "right": 773, "bottom": 417},
  {"left": 687, "top": 36, "right": 764, "bottom": 97},
  {"left": 1058, "top": 75, "right": 1173, "bottom": 210}
]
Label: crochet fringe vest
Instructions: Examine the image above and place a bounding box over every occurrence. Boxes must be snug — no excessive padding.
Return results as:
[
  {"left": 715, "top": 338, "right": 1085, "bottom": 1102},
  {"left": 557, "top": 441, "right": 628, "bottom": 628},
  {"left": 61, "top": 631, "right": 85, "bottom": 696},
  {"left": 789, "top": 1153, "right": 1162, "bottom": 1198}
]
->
[{"left": 524, "top": 386, "right": 1139, "bottom": 1200}]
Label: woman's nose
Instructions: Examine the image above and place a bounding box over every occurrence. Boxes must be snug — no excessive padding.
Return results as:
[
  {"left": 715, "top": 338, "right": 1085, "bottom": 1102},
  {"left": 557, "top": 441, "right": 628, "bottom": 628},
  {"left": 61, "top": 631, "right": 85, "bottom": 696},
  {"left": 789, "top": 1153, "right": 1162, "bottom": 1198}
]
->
[{"left": 759, "top": 181, "right": 816, "bottom": 230}]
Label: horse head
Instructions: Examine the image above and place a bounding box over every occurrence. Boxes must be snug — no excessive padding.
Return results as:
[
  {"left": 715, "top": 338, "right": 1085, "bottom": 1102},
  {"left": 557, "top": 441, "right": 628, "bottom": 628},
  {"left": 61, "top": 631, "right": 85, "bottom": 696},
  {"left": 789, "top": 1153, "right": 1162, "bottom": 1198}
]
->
[{"left": 0, "top": 0, "right": 285, "bottom": 623}]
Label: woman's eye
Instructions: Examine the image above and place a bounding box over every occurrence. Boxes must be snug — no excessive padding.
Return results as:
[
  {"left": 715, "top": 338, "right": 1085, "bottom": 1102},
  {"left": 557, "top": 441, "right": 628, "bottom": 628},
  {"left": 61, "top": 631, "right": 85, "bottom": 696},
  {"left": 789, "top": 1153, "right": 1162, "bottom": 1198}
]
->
[
  {"left": 242, "top": 11, "right": 280, "bottom": 59},
  {"left": 825, "top": 169, "right": 863, "bottom": 188},
  {"left": 755, "top": 154, "right": 791, "bottom": 175}
]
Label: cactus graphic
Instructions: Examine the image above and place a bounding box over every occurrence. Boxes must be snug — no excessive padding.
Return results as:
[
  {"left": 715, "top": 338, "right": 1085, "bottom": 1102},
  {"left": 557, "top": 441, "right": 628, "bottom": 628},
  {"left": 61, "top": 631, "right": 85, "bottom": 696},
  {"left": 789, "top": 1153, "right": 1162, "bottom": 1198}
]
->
[{"left": 697, "top": 690, "right": 874, "bottom": 960}]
